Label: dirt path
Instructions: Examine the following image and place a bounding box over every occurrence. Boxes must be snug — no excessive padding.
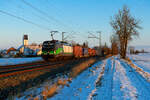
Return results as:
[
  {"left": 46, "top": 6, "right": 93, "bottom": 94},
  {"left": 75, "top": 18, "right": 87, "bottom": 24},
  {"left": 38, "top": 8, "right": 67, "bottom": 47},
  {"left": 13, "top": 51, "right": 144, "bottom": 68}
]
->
[
  {"left": 92, "top": 57, "right": 150, "bottom": 100},
  {"left": 91, "top": 58, "right": 114, "bottom": 100},
  {"left": 119, "top": 59, "right": 150, "bottom": 100}
]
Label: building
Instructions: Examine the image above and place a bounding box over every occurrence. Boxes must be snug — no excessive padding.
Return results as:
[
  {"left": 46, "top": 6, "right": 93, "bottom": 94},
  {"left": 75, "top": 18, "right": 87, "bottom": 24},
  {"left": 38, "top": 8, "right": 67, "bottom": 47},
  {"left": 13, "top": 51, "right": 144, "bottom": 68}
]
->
[
  {"left": 7, "top": 47, "right": 19, "bottom": 57},
  {"left": 18, "top": 35, "right": 42, "bottom": 56},
  {"left": 0, "top": 49, "right": 8, "bottom": 57},
  {"left": 129, "top": 46, "right": 135, "bottom": 54},
  {"left": 23, "top": 35, "right": 28, "bottom": 46}
]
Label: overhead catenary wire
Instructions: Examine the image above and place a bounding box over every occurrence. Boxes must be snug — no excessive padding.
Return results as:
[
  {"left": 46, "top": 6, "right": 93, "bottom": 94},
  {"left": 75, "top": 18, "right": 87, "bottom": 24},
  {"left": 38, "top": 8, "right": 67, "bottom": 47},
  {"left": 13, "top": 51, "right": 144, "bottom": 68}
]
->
[
  {"left": 21, "top": 0, "right": 79, "bottom": 36},
  {"left": 45, "top": 0, "right": 66, "bottom": 19},
  {"left": 0, "top": 9, "right": 51, "bottom": 30},
  {"left": 88, "top": 31, "right": 102, "bottom": 49},
  {"left": 46, "top": 0, "right": 82, "bottom": 35},
  {"left": 21, "top": 0, "right": 85, "bottom": 42},
  {"left": 8, "top": 0, "right": 55, "bottom": 29},
  {"left": 45, "top": 0, "right": 79, "bottom": 34},
  {"left": 21, "top": 0, "right": 69, "bottom": 29}
]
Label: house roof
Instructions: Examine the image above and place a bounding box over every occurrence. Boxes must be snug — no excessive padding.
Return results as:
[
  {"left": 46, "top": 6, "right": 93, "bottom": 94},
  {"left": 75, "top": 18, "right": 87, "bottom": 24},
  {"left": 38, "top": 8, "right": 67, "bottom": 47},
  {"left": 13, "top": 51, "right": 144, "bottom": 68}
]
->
[{"left": 7, "top": 47, "right": 17, "bottom": 54}]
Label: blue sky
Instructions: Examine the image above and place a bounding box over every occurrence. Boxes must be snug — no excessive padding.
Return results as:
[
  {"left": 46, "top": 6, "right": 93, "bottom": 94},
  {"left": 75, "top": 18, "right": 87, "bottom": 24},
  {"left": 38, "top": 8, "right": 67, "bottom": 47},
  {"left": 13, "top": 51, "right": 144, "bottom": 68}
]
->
[{"left": 0, "top": 0, "right": 150, "bottom": 49}]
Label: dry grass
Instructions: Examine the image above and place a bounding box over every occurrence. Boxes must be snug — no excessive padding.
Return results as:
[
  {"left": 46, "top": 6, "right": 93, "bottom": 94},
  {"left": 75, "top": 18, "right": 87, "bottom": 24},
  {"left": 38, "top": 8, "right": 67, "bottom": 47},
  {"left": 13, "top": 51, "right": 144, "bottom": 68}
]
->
[
  {"left": 0, "top": 57, "right": 98, "bottom": 99},
  {"left": 42, "top": 83, "right": 58, "bottom": 99},
  {"left": 41, "top": 76, "right": 83, "bottom": 100},
  {"left": 0, "top": 69, "right": 51, "bottom": 100},
  {"left": 106, "top": 54, "right": 113, "bottom": 58},
  {"left": 57, "top": 79, "right": 68, "bottom": 86},
  {"left": 95, "top": 61, "right": 106, "bottom": 87},
  {"left": 33, "top": 96, "right": 39, "bottom": 100},
  {"left": 41, "top": 78, "right": 71, "bottom": 99},
  {"left": 0, "top": 70, "right": 48, "bottom": 90},
  {"left": 70, "top": 58, "right": 96, "bottom": 77},
  {"left": 40, "top": 58, "right": 97, "bottom": 100}
]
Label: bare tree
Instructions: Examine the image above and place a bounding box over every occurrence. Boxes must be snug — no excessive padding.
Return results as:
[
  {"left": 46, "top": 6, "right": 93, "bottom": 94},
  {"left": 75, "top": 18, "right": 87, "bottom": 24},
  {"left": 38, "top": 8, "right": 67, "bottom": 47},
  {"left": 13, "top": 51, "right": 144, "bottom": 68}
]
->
[{"left": 110, "top": 6, "right": 141, "bottom": 59}]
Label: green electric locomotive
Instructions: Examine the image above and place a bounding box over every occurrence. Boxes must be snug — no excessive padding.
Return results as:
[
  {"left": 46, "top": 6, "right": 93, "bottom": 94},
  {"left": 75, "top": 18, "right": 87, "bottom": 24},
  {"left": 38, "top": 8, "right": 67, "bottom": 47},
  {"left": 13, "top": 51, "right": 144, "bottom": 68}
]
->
[{"left": 42, "top": 40, "right": 73, "bottom": 61}]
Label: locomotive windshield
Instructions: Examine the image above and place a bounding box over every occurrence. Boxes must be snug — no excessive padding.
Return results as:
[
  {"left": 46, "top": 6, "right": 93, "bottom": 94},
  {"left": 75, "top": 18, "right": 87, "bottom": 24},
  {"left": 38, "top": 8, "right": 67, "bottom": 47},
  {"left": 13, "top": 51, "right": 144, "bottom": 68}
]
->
[{"left": 42, "top": 41, "right": 55, "bottom": 51}]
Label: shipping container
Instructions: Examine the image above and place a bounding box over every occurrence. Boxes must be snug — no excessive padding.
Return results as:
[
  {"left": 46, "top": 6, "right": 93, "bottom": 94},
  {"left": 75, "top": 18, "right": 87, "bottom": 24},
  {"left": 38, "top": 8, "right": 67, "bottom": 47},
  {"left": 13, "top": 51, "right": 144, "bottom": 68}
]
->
[
  {"left": 88, "top": 48, "right": 92, "bottom": 56},
  {"left": 73, "top": 45, "right": 83, "bottom": 58},
  {"left": 91, "top": 49, "right": 96, "bottom": 56}
]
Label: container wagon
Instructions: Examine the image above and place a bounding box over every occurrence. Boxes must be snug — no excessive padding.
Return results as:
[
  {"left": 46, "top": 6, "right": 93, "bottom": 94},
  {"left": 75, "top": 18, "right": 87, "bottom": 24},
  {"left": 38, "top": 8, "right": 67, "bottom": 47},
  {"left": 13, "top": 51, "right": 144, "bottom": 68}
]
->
[{"left": 73, "top": 45, "right": 83, "bottom": 58}]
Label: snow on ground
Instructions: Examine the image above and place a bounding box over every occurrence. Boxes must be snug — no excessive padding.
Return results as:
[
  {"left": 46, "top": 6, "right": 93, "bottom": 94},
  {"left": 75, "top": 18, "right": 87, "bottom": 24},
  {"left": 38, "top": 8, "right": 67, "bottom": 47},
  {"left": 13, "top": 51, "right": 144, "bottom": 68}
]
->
[
  {"left": 114, "top": 59, "right": 137, "bottom": 100},
  {"left": 50, "top": 56, "right": 150, "bottom": 100},
  {"left": 11, "top": 55, "right": 150, "bottom": 100},
  {"left": 0, "top": 57, "right": 43, "bottom": 66},
  {"left": 90, "top": 58, "right": 114, "bottom": 100},
  {"left": 119, "top": 59, "right": 150, "bottom": 100},
  {"left": 50, "top": 60, "right": 106, "bottom": 100},
  {"left": 14, "top": 74, "right": 64, "bottom": 100},
  {"left": 13, "top": 58, "right": 106, "bottom": 100},
  {"left": 129, "top": 53, "right": 150, "bottom": 73},
  {"left": 90, "top": 57, "right": 139, "bottom": 100}
]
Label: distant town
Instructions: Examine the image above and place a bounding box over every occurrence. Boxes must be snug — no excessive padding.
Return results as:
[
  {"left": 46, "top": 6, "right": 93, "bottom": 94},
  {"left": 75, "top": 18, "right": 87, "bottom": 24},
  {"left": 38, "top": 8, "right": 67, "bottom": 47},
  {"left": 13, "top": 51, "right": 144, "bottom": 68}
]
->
[
  {"left": 0, "top": 34, "right": 148, "bottom": 58},
  {"left": 0, "top": 35, "right": 42, "bottom": 58}
]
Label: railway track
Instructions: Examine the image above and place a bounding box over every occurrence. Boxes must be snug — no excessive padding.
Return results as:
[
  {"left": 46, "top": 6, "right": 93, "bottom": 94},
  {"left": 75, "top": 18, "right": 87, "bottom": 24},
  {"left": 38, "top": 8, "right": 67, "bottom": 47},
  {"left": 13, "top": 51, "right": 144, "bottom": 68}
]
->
[
  {"left": 0, "top": 57, "right": 93, "bottom": 78},
  {"left": 0, "top": 60, "right": 69, "bottom": 78}
]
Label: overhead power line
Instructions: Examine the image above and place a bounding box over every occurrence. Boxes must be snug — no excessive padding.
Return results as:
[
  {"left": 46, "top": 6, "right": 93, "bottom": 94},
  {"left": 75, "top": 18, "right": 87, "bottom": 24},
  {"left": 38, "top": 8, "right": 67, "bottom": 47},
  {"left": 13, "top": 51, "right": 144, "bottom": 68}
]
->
[
  {"left": 9, "top": 0, "right": 54, "bottom": 27},
  {"left": 88, "top": 31, "right": 102, "bottom": 48},
  {"left": 21, "top": 0, "right": 67, "bottom": 29},
  {"left": 45, "top": 0, "right": 78, "bottom": 33},
  {"left": 45, "top": 0, "right": 65, "bottom": 18},
  {"left": 21, "top": 0, "right": 79, "bottom": 40},
  {"left": 0, "top": 9, "right": 50, "bottom": 30}
]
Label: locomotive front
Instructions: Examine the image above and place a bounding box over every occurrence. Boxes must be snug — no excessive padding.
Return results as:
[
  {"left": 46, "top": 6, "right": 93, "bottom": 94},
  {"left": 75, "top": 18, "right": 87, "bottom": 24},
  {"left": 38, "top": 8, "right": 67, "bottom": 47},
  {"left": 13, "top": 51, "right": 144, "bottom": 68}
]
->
[
  {"left": 41, "top": 40, "right": 57, "bottom": 60},
  {"left": 41, "top": 40, "right": 73, "bottom": 61}
]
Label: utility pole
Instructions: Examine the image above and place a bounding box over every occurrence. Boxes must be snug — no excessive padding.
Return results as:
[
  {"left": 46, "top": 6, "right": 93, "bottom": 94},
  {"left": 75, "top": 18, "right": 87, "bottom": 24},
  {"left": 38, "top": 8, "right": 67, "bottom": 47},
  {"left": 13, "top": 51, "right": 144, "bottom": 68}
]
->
[
  {"left": 97, "top": 31, "right": 101, "bottom": 49},
  {"left": 62, "top": 32, "right": 74, "bottom": 42},
  {"left": 88, "top": 31, "right": 102, "bottom": 55},
  {"left": 50, "top": 31, "right": 58, "bottom": 40},
  {"left": 88, "top": 31, "right": 101, "bottom": 48},
  {"left": 97, "top": 31, "right": 101, "bottom": 55},
  {"left": 62, "top": 32, "right": 65, "bottom": 42}
]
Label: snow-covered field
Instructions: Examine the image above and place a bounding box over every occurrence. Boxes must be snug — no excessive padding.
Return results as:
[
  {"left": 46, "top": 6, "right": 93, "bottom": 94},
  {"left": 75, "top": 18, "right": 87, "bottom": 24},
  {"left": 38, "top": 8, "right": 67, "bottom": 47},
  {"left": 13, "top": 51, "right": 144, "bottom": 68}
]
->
[
  {"left": 51, "top": 59, "right": 105, "bottom": 100},
  {"left": 12, "top": 54, "right": 150, "bottom": 100},
  {"left": 0, "top": 57, "right": 43, "bottom": 66},
  {"left": 129, "top": 53, "right": 150, "bottom": 73}
]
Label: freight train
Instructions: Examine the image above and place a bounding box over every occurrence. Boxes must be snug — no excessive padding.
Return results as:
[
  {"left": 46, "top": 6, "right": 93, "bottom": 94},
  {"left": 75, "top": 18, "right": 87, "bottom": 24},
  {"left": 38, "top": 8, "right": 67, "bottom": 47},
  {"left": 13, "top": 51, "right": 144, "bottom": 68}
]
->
[{"left": 41, "top": 40, "right": 97, "bottom": 61}]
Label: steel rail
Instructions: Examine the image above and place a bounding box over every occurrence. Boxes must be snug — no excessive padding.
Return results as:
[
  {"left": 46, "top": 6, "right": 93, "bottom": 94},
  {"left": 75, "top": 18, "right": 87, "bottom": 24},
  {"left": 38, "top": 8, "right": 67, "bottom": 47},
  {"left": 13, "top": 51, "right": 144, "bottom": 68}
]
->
[{"left": 0, "top": 61, "right": 65, "bottom": 78}]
